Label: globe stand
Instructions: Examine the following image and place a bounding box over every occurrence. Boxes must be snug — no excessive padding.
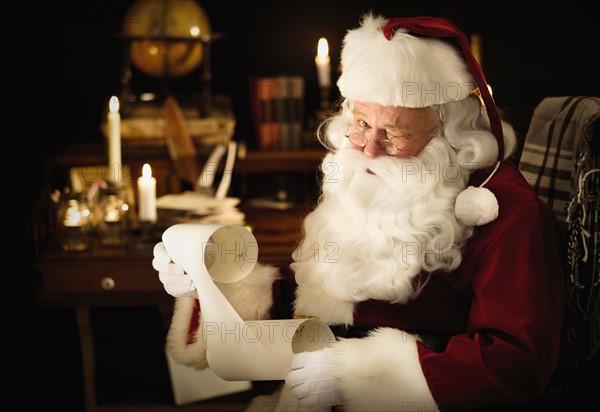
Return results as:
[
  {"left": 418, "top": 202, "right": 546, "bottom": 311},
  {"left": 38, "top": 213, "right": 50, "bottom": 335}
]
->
[{"left": 117, "top": 33, "right": 223, "bottom": 118}]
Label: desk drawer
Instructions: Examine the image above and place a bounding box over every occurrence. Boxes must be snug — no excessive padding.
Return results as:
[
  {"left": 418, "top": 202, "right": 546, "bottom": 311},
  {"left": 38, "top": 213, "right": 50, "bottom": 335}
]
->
[{"left": 38, "top": 257, "right": 162, "bottom": 293}]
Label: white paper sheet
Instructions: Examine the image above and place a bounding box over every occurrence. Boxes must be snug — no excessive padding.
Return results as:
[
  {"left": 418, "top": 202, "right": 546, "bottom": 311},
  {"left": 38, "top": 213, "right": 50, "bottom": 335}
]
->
[
  {"left": 162, "top": 224, "right": 336, "bottom": 381},
  {"left": 165, "top": 348, "right": 252, "bottom": 405},
  {"left": 156, "top": 192, "right": 240, "bottom": 214}
]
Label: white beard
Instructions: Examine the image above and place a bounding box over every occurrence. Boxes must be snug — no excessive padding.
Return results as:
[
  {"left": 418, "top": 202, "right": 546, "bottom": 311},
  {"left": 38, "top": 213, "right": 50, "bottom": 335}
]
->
[{"left": 291, "top": 137, "right": 473, "bottom": 306}]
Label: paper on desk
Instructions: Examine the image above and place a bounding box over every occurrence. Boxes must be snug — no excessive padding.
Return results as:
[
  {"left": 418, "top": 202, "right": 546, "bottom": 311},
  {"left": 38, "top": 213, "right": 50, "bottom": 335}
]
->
[
  {"left": 162, "top": 209, "right": 246, "bottom": 225},
  {"left": 156, "top": 192, "right": 240, "bottom": 214},
  {"left": 162, "top": 223, "right": 336, "bottom": 381}
]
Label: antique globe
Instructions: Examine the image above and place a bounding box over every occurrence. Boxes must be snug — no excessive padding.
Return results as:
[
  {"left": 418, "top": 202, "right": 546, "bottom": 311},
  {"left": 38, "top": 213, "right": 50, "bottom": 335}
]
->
[{"left": 122, "top": 0, "right": 212, "bottom": 79}]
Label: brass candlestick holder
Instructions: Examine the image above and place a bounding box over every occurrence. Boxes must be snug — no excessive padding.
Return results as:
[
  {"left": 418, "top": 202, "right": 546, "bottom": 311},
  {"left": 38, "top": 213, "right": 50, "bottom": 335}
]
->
[
  {"left": 315, "top": 85, "right": 333, "bottom": 130},
  {"left": 319, "top": 85, "right": 331, "bottom": 111}
]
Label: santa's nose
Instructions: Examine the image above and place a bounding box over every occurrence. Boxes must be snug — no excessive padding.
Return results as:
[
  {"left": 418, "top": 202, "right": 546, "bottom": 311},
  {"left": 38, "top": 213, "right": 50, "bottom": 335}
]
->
[{"left": 362, "top": 130, "right": 389, "bottom": 158}]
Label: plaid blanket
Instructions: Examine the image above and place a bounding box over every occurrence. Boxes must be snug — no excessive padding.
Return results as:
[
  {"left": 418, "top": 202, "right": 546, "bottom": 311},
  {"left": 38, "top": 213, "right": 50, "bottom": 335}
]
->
[{"left": 519, "top": 95, "right": 600, "bottom": 368}]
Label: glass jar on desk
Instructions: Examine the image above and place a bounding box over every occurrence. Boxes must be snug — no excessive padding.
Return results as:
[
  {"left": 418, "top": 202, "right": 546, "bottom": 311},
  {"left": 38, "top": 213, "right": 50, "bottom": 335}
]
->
[
  {"left": 95, "top": 185, "right": 130, "bottom": 246},
  {"left": 57, "top": 190, "right": 92, "bottom": 251}
]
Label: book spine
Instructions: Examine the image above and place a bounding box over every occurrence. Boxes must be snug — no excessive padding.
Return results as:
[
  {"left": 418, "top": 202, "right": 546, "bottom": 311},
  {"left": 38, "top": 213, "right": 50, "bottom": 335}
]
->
[
  {"left": 276, "top": 76, "right": 290, "bottom": 150},
  {"left": 284, "top": 76, "right": 305, "bottom": 150},
  {"left": 251, "top": 77, "right": 280, "bottom": 150}
]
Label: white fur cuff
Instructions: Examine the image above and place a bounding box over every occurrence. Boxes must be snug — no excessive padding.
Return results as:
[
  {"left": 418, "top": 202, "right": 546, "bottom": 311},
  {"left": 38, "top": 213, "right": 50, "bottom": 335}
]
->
[
  {"left": 331, "top": 328, "right": 439, "bottom": 411},
  {"left": 166, "top": 297, "right": 209, "bottom": 369}
]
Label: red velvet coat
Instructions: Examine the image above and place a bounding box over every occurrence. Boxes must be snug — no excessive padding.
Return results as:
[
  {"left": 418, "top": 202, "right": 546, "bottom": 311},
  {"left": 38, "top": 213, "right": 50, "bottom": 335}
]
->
[
  {"left": 172, "top": 160, "right": 564, "bottom": 410},
  {"left": 270, "top": 160, "right": 565, "bottom": 409}
]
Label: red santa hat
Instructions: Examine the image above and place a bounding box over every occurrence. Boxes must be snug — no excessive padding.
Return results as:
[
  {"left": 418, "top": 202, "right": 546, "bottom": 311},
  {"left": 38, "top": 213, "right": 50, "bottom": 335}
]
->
[{"left": 337, "top": 15, "right": 504, "bottom": 226}]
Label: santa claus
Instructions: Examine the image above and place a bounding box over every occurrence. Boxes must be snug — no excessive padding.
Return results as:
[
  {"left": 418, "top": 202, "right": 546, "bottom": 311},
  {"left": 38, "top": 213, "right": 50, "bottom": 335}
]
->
[{"left": 153, "top": 15, "right": 564, "bottom": 411}]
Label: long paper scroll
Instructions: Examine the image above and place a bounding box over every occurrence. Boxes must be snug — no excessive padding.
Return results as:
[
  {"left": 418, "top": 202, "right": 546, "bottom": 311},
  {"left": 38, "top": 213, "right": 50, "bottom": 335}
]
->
[{"left": 162, "top": 223, "right": 336, "bottom": 381}]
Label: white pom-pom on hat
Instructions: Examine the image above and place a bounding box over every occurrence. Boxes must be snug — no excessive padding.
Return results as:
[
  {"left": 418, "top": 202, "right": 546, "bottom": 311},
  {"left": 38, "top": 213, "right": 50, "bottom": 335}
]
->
[
  {"left": 454, "top": 161, "right": 501, "bottom": 226},
  {"left": 455, "top": 186, "right": 498, "bottom": 226}
]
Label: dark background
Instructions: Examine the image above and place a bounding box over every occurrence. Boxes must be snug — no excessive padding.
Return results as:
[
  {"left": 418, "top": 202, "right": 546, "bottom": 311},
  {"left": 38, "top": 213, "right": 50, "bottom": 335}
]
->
[
  {"left": 30, "top": 1, "right": 598, "bottom": 410},
  {"left": 33, "top": 0, "right": 599, "bottom": 208},
  {"left": 59, "top": 0, "right": 599, "bottom": 150}
]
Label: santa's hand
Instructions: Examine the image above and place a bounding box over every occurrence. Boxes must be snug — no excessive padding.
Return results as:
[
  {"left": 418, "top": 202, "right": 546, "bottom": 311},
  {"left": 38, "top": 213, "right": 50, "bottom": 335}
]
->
[
  {"left": 152, "top": 242, "right": 197, "bottom": 298},
  {"left": 285, "top": 347, "right": 342, "bottom": 408}
]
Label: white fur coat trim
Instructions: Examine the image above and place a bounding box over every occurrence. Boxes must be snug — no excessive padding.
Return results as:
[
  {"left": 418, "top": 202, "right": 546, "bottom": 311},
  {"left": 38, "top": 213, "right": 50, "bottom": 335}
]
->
[
  {"left": 294, "top": 283, "right": 356, "bottom": 325},
  {"left": 331, "top": 327, "right": 439, "bottom": 411},
  {"left": 166, "top": 263, "right": 280, "bottom": 369}
]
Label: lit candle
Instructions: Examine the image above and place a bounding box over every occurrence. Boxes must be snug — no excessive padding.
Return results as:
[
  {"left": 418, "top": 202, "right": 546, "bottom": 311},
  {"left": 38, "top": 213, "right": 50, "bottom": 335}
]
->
[
  {"left": 315, "top": 37, "right": 331, "bottom": 88},
  {"left": 107, "top": 96, "right": 121, "bottom": 183},
  {"left": 137, "top": 163, "right": 157, "bottom": 223}
]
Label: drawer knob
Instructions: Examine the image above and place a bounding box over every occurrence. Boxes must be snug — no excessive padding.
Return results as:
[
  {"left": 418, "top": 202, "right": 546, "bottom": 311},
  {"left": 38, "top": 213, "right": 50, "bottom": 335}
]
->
[{"left": 101, "top": 277, "right": 115, "bottom": 290}]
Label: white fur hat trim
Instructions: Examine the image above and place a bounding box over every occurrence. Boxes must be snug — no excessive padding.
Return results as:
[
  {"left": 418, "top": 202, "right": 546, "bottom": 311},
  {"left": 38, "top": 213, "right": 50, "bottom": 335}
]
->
[{"left": 337, "top": 14, "right": 476, "bottom": 108}]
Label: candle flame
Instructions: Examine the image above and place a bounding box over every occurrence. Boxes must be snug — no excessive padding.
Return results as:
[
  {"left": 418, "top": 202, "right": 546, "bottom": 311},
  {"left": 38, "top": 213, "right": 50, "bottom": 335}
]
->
[
  {"left": 142, "top": 163, "right": 152, "bottom": 178},
  {"left": 317, "top": 37, "right": 329, "bottom": 58},
  {"left": 109, "top": 96, "right": 120, "bottom": 113}
]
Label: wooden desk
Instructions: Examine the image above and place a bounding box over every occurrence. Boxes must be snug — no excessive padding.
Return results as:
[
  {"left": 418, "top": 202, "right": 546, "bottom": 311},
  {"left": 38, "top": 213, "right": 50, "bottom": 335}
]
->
[
  {"left": 33, "top": 141, "right": 321, "bottom": 410},
  {"left": 34, "top": 204, "right": 310, "bottom": 412}
]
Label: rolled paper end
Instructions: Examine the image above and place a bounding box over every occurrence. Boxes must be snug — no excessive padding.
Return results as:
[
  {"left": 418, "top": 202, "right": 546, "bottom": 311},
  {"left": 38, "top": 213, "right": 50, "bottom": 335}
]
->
[{"left": 162, "top": 223, "right": 258, "bottom": 282}]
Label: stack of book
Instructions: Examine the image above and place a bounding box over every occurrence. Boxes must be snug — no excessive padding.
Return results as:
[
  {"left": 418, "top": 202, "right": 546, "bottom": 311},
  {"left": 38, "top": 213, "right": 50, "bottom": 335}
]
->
[{"left": 249, "top": 76, "right": 305, "bottom": 150}]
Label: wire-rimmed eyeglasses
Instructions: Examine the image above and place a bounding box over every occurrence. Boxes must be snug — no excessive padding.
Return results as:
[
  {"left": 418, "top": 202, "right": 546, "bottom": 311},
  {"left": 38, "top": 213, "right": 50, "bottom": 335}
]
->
[
  {"left": 344, "top": 131, "right": 402, "bottom": 155},
  {"left": 345, "top": 122, "right": 440, "bottom": 156}
]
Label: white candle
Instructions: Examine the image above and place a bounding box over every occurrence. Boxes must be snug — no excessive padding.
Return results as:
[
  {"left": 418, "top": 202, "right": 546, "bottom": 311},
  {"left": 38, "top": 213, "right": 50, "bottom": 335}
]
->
[
  {"left": 315, "top": 37, "right": 331, "bottom": 88},
  {"left": 107, "top": 96, "right": 121, "bottom": 183},
  {"left": 137, "top": 163, "right": 157, "bottom": 222}
]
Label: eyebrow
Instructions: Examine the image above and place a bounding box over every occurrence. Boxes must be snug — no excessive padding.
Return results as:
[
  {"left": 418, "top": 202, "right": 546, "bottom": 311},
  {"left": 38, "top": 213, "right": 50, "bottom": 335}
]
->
[
  {"left": 351, "top": 109, "right": 367, "bottom": 119},
  {"left": 351, "top": 109, "right": 411, "bottom": 133}
]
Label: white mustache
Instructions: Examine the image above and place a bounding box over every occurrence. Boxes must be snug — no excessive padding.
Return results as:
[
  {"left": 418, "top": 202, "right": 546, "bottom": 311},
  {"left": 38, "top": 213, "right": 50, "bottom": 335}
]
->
[{"left": 331, "top": 137, "right": 466, "bottom": 191}]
